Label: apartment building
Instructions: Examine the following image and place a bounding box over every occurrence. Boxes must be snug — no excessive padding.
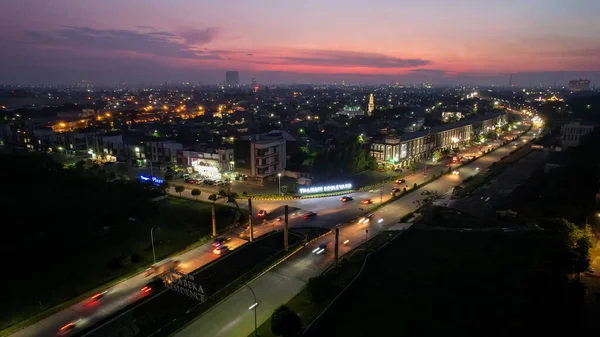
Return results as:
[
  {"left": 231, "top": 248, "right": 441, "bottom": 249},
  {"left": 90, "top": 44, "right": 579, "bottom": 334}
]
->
[
  {"left": 561, "top": 121, "right": 595, "bottom": 148},
  {"left": 234, "top": 133, "right": 286, "bottom": 184}
]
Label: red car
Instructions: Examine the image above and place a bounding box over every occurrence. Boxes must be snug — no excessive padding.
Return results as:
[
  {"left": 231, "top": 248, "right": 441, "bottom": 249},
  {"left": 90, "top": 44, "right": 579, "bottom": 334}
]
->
[
  {"left": 302, "top": 212, "right": 316, "bottom": 218},
  {"left": 394, "top": 179, "right": 405, "bottom": 184},
  {"left": 257, "top": 210, "right": 267, "bottom": 218},
  {"left": 361, "top": 199, "right": 372, "bottom": 205}
]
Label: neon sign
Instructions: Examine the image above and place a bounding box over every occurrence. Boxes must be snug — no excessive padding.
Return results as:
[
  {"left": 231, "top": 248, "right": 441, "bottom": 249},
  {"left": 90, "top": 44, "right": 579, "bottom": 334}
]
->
[
  {"left": 140, "top": 175, "right": 164, "bottom": 185},
  {"left": 298, "top": 183, "right": 352, "bottom": 194}
]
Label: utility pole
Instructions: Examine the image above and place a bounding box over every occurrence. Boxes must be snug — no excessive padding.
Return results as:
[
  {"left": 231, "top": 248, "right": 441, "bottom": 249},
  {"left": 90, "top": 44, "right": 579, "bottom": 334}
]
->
[
  {"left": 284, "top": 205, "right": 289, "bottom": 252},
  {"left": 248, "top": 198, "right": 254, "bottom": 242},
  {"left": 334, "top": 225, "right": 339, "bottom": 266},
  {"left": 211, "top": 206, "right": 216, "bottom": 237},
  {"left": 365, "top": 229, "right": 369, "bottom": 242},
  {"left": 380, "top": 179, "right": 383, "bottom": 204}
]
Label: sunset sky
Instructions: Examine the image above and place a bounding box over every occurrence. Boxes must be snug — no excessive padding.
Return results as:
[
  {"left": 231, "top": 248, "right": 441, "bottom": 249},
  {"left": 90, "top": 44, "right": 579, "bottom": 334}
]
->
[{"left": 1, "top": 0, "right": 599, "bottom": 85}]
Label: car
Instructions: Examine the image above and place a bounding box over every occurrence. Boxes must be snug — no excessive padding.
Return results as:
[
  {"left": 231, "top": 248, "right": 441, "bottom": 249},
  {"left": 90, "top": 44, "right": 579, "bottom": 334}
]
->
[
  {"left": 257, "top": 210, "right": 267, "bottom": 217},
  {"left": 302, "top": 211, "right": 316, "bottom": 218},
  {"left": 212, "top": 236, "right": 230, "bottom": 247},
  {"left": 395, "top": 178, "right": 406, "bottom": 184},
  {"left": 58, "top": 322, "right": 77, "bottom": 336},
  {"left": 361, "top": 199, "right": 372, "bottom": 205},
  {"left": 391, "top": 187, "right": 401, "bottom": 194},
  {"left": 358, "top": 213, "right": 374, "bottom": 224},
  {"left": 452, "top": 170, "right": 460, "bottom": 175},
  {"left": 312, "top": 243, "right": 327, "bottom": 254},
  {"left": 340, "top": 196, "right": 354, "bottom": 202},
  {"left": 90, "top": 291, "right": 108, "bottom": 301},
  {"left": 213, "top": 246, "right": 230, "bottom": 255}
]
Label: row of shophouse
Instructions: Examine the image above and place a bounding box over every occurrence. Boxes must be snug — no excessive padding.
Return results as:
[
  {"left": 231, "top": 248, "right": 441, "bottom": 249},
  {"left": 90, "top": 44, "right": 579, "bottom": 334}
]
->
[{"left": 370, "top": 112, "right": 507, "bottom": 167}]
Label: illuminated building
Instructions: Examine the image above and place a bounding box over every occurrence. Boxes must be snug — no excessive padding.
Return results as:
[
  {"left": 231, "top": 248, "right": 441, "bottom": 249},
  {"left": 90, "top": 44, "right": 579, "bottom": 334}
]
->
[
  {"left": 569, "top": 79, "right": 590, "bottom": 92},
  {"left": 368, "top": 93, "right": 375, "bottom": 116},
  {"left": 234, "top": 133, "right": 286, "bottom": 184},
  {"left": 336, "top": 106, "right": 364, "bottom": 118}
]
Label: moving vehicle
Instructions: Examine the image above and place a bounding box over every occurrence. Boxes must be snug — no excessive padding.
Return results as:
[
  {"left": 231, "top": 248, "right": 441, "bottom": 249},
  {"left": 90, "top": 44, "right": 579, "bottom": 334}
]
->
[
  {"left": 358, "top": 213, "right": 374, "bottom": 224},
  {"left": 90, "top": 291, "right": 107, "bottom": 301},
  {"left": 312, "top": 243, "right": 327, "bottom": 254},
  {"left": 144, "top": 259, "right": 181, "bottom": 278},
  {"left": 302, "top": 211, "right": 316, "bottom": 218},
  {"left": 257, "top": 210, "right": 267, "bottom": 217},
  {"left": 340, "top": 196, "right": 354, "bottom": 202},
  {"left": 58, "top": 322, "right": 77, "bottom": 336},
  {"left": 391, "top": 187, "right": 401, "bottom": 194},
  {"left": 212, "top": 236, "right": 230, "bottom": 247},
  {"left": 452, "top": 170, "right": 460, "bottom": 175},
  {"left": 395, "top": 178, "right": 406, "bottom": 184},
  {"left": 213, "top": 245, "right": 230, "bottom": 255},
  {"left": 361, "top": 199, "right": 372, "bottom": 205}
]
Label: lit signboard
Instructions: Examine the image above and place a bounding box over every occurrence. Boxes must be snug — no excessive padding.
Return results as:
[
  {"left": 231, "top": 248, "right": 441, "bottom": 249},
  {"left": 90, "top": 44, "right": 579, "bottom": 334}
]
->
[
  {"left": 298, "top": 183, "right": 352, "bottom": 195},
  {"left": 140, "top": 175, "right": 164, "bottom": 185}
]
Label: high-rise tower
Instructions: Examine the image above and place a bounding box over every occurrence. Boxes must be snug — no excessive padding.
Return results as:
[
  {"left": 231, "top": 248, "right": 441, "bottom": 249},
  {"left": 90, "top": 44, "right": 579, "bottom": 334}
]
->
[{"left": 367, "top": 93, "right": 375, "bottom": 116}]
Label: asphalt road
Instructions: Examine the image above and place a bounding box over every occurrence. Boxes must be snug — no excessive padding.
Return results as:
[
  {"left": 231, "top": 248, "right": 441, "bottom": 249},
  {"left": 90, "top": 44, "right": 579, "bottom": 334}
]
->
[
  {"left": 9, "top": 125, "right": 533, "bottom": 337},
  {"left": 173, "top": 127, "right": 539, "bottom": 337}
]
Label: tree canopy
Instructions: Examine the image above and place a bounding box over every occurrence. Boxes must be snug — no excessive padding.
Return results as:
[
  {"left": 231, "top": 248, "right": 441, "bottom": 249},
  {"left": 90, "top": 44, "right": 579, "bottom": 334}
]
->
[{"left": 310, "top": 140, "right": 376, "bottom": 178}]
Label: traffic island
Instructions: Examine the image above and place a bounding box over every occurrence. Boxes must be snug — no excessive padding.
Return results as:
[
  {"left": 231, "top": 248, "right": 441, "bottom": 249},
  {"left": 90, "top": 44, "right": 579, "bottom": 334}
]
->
[{"left": 79, "top": 231, "right": 305, "bottom": 337}]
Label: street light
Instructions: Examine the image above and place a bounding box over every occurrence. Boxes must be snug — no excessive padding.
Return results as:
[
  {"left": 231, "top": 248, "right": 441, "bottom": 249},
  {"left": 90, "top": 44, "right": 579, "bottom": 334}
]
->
[
  {"left": 244, "top": 284, "right": 258, "bottom": 336},
  {"left": 278, "top": 173, "right": 282, "bottom": 196},
  {"left": 150, "top": 227, "right": 160, "bottom": 264}
]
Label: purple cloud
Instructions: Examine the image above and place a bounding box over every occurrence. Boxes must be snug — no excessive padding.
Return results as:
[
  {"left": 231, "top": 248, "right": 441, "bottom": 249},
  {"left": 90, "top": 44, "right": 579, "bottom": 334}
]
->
[
  {"left": 179, "top": 27, "right": 221, "bottom": 45},
  {"left": 244, "top": 49, "right": 432, "bottom": 69},
  {"left": 21, "top": 26, "right": 214, "bottom": 59}
]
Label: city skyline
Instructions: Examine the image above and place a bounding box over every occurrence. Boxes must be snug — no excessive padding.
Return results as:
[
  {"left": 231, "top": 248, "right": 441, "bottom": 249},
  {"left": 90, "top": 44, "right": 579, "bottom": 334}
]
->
[{"left": 1, "top": 0, "right": 599, "bottom": 85}]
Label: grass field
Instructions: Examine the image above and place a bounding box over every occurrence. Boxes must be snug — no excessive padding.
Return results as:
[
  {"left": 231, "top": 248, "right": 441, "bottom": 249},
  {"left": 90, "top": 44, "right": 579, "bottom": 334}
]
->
[
  {"left": 1, "top": 197, "right": 240, "bottom": 332},
  {"left": 304, "top": 229, "right": 585, "bottom": 337}
]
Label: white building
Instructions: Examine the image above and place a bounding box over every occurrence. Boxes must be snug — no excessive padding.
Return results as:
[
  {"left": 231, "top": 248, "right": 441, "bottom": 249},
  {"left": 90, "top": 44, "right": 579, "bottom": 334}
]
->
[
  {"left": 561, "top": 121, "right": 595, "bottom": 148},
  {"left": 234, "top": 133, "right": 286, "bottom": 184},
  {"left": 179, "top": 148, "right": 235, "bottom": 180}
]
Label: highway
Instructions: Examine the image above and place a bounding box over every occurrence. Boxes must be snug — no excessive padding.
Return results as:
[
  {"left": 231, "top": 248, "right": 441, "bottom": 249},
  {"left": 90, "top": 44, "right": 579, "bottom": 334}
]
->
[
  {"left": 173, "top": 127, "right": 539, "bottom": 337},
  {"left": 8, "top": 124, "right": 534, "bottom": 337}
]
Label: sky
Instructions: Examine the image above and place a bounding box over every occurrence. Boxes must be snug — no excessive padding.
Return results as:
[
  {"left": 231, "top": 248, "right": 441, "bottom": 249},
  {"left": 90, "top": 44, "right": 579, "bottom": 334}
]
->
[{"left": 1, "top": 0, "right": 599, "bottom": 86}]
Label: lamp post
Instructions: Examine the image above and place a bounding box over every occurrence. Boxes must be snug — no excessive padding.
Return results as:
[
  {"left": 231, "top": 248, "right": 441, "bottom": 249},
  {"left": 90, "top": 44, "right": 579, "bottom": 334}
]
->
[
  {"left": 150, "top": 227, "right": 158, "bottom": 264},
  {"left": 278, "top": 173, "right": 282, "bottom": 196},
  {"left": 245, "top": 284, "right": 258, "bottom": 336}
]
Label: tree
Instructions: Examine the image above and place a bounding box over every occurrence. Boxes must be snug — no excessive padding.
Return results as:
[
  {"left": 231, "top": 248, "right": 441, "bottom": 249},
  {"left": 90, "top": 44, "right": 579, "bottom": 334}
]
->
[
  {"left": 432, "top": 150, "right": 441, "bottom": 164},
  {"left": 217, "top": 190, "right": 241, "bottom": 214},
  {"left": 271, "top": 305, "right": 302, "bottom": 337},
  {"left": 75, "top": 160, "right": 86, "bottom": 170},
  {"left": 208, "top": 193, "right": 218, "bottom": 202},
  {"left": 164, "top": 170, "right": 174, "bottom": 181},
  {"left": 174, "top": 185, "right": 185, "bottom": 196},
  {"left": 191, "top": 188, "right": 201, "bottom": 200}
]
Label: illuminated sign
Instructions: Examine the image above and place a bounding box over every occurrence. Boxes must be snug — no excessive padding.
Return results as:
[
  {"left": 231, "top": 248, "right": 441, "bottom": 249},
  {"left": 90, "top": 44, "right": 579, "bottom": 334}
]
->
[
  {"left": 298, "top": 183, "right": 352, "bottom": 195},
  {"left": 161, "top": 268, "right": 206, "bottom": 301},
  {"left": 140, "top": 175, "right": 164, "bottom": 185}
]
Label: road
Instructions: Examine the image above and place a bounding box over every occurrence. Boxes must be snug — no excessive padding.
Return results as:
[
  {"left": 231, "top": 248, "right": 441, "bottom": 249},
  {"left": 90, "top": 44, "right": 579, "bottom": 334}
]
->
[
  {"left": 173, "top": 127, "right": 539, "bottom": 337},
  {"left": 9, "top": 125, "right": 533, "bottom": 337}
]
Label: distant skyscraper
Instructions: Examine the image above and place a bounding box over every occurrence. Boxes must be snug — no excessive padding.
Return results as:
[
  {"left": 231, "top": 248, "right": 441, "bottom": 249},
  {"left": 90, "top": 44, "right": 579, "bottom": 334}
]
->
[
  {"left": 569, "top": 79, "right": 590, "bottom": 92},
  {"left": 226, "top": 71, "right": 240, "bottom": 86},
  {"left": 368, "top": 93, "right": 375, "bottom": 116},
  {"left": 509, "top": 74, "right": 513, "bottom": 87},
  {"left": 251, "top": 77, "right": 257, "bottom": 87}
]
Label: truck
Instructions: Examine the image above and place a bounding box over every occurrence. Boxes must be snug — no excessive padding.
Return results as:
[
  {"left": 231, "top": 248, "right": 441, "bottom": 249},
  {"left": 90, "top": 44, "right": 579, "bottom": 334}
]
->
[{"left": 144, "top": 259, "right": 181, "bottom": 279}]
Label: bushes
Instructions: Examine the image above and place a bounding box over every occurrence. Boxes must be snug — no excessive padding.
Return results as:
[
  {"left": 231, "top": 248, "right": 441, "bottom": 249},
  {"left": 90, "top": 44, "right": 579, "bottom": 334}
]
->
[
  {"left": 400, "top": 212, "right": 414, "bottom": 222},
  {"left": 307, "top": 276, "right": 335, "bottom": 302}
]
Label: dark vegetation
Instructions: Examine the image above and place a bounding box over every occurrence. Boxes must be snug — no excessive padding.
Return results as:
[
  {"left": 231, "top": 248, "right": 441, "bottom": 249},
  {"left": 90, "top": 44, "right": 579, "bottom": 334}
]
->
[
  {"left": 305, "top": 229, "right": 587, "bottom": 337},
  {"left": 0, "top": 151, "right": 238, "bottom": 329}
]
